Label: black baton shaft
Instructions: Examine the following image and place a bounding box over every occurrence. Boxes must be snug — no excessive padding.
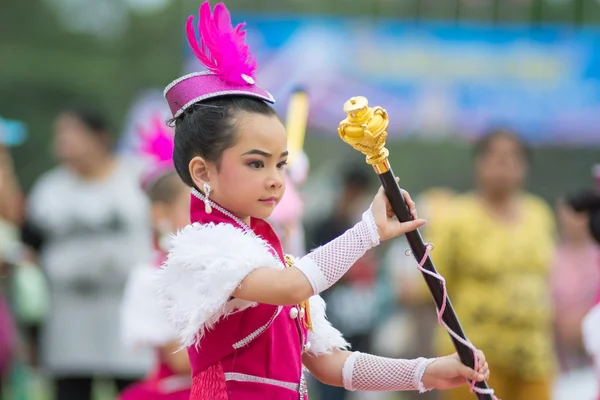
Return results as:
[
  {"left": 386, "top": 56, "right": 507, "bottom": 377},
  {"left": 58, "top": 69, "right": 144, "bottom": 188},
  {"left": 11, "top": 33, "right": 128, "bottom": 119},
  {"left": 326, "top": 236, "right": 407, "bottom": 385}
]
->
[{"left": 378, "top": 168, "right": 492, "bottom": 400}]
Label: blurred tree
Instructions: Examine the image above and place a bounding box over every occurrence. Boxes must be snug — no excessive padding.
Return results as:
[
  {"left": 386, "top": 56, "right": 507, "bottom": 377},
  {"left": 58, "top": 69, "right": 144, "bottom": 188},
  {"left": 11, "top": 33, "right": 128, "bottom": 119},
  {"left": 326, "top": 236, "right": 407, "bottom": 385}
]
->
[
  {"left": 1, "top": 0, "right": 598, "bottom": 194},
  {"left": 0, "top": 0, "right": 182, "bottom": 190}
]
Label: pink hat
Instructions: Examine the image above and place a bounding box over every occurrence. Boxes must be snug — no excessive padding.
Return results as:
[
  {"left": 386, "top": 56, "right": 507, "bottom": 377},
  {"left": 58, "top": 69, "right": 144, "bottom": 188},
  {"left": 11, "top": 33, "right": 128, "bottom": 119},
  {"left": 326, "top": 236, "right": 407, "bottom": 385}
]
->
[
  {"left": 137, "top": 113, "right": 176, "bottom": 192},
  {"left": 164, "top": 1, "right": 274, "bottom": 118}
]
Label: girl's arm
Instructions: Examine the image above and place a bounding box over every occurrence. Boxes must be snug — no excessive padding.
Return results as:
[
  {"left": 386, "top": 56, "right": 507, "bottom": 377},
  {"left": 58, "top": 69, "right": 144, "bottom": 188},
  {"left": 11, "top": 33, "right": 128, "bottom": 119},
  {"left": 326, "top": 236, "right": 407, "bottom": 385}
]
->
[
  {"left": 157, "top": 187, "right": 424, "bottom": 348},
  {"left": 159, "top": 340, "right": 191, "bottom": 375},
  {"left": 303, "top": 349, "right": 489, "bottom": 393},
  {"left": 232, "top": 187, "right": 425, "bottom": 305}
]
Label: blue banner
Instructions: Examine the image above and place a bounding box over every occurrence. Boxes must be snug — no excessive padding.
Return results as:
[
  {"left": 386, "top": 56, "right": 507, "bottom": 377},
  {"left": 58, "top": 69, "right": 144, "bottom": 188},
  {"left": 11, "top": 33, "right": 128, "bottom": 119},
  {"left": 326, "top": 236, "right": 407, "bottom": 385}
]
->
[{"left": 185, "top": 16, "right": 600, "bottom": 146}]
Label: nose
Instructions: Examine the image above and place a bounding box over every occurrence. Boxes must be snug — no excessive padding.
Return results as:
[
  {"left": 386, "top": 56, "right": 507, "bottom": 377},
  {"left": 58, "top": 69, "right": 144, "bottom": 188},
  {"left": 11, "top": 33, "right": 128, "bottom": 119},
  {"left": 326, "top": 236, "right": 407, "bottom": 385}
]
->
[{"left": 266, "top": 168, "right": 284, "bottom": 190}]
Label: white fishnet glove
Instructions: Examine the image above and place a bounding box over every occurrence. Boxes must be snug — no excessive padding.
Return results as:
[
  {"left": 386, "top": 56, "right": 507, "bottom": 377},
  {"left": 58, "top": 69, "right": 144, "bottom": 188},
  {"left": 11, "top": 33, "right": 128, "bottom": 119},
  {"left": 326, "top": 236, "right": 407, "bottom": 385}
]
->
[
  {"left": 295, "top": 208, "right": 379, "bottom": 294},
  {"left": 342, "top": 352, "right": 436, "bottom": 393}
]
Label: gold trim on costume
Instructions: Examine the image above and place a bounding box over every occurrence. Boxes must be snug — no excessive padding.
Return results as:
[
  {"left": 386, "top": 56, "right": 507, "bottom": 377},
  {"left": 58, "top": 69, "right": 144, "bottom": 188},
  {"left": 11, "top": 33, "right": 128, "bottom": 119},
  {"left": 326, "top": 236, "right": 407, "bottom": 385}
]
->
[{"left": 284, "top": 254, "right": 313, "bottom": 332}]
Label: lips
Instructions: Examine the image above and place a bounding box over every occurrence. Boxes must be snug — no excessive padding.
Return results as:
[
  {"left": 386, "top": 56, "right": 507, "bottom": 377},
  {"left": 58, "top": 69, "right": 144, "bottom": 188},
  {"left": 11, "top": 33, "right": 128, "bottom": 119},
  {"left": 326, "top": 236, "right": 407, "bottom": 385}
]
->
[{"left": 259, "top": 196, "right": 279, "bottom": 204}]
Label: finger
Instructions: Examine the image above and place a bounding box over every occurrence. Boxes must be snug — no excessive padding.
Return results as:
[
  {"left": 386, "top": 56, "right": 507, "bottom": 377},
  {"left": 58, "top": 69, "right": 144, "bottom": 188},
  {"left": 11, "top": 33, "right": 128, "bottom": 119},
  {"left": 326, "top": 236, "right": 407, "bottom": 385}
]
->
[
  {"left": 483, "top": 368, "right": 490, "bottom": 380},
  {"left": 395, "top": 219, "right": 427, "bottom": 235},
  {"left": 401, "top": 189, "right": 415, "bottom": 208},
  {"left": 477, "top": 361, "right": 488, "bottom": 374},
  {"left": 478, "top": 362, "right": 488, "bottom": 373},
  {"left": 475, "top": 350, "right": 486, "bottom": 365},
  {"left": 458, "top": 363, "right": 484, "bottom": 382},
  {"left": 400, "top": 189, "right": 418, "bottom": 219}
]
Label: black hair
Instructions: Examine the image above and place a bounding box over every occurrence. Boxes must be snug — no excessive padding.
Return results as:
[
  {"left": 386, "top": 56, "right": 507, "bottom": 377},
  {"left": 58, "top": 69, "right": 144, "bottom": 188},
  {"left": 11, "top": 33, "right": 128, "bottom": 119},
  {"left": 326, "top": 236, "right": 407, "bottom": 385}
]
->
[
  {"left": 170, "top": 96, "right": 278, "bottom": 188},
  {"left": 474, "top": 128, "right": 531, "bottom": 164},
  {"left": 61, "top": 106, "right": 113, "bottom": 148},
  {"left": 565, "top": 189, "right": 600, "bottom": 245},
  {"left": 146, "top": 171, "right": 185, "bottom": 205}
]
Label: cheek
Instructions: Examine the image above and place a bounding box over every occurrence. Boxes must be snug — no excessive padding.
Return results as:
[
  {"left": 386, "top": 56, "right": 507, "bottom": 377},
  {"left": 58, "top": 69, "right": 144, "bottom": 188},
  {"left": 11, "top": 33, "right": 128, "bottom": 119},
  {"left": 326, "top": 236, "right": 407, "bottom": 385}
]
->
[{"left": 217, "top": 165, "right": 254, "bottom": 193}]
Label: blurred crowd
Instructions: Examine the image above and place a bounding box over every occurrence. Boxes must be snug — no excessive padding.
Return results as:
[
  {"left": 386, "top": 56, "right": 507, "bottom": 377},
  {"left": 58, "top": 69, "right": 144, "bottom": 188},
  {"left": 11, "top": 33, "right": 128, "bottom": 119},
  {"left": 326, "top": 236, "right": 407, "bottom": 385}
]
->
[{"left": 0, "top": 105, "right": 598, "bottom": 400}]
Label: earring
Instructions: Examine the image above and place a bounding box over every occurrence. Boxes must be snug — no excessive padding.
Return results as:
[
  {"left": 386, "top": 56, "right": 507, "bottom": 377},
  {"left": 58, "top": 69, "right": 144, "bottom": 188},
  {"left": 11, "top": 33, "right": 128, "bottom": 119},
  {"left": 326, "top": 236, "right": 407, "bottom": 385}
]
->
[{"left": 203, "top": 182, "right": 212, "bottom": 214}]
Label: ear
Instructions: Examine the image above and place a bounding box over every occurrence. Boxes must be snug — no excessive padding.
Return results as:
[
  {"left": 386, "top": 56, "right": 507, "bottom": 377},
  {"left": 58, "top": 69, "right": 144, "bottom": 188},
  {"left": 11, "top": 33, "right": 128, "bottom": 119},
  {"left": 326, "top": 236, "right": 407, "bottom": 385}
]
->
[{"left": 189, "top": 156, "right": 213, "bottom": 189}]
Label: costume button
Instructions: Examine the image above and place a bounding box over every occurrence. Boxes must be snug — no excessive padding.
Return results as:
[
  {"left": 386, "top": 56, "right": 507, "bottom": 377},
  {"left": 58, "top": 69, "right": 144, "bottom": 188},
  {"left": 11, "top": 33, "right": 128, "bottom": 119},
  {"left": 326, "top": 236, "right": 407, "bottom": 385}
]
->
[
  {"left": 299, "top": 307, "right": 305, "bottom": 319},
  {"left": 303, "top": 342, "right": 311, "bottom": 352},
  {"left": 289, "top": 307, "right": 299, "bottom": 319}
]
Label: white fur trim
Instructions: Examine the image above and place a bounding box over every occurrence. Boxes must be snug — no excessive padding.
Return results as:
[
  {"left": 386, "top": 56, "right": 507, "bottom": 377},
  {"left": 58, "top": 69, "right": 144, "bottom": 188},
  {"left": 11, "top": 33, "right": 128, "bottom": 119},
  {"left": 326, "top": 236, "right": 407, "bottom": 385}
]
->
[
  {"left": 156, "top": 222, "right": 282, "bottom": 347},
  {"left": 306, "top": 295, "right": 350, "bottom": 356},
  {"left": 583, "top": 302, "right": 600, "bottom": 357},
  {"left": 121, "top": 264, "right": 177, "bottom": 348}
]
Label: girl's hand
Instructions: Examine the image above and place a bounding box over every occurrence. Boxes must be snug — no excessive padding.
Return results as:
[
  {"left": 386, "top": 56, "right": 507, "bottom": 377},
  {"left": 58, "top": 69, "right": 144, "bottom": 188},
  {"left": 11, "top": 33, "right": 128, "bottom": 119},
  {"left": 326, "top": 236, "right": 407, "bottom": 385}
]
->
[
  {"left": 371, "top": 180, "right": 426, "bottom": 241},
  {"left": 421, "top": 351, "right": 490, "bottom": 391}
]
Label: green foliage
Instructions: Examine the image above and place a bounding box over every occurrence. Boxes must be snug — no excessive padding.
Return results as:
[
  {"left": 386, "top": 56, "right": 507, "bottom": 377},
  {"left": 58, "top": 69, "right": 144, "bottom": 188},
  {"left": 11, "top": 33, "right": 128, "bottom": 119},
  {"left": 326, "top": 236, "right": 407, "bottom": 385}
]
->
[
  {"left": 0, "top": 0, "right": 183, "bottom": 190},
  {"left": 1, "top": 0, "right": 597, "bottom": 193}
]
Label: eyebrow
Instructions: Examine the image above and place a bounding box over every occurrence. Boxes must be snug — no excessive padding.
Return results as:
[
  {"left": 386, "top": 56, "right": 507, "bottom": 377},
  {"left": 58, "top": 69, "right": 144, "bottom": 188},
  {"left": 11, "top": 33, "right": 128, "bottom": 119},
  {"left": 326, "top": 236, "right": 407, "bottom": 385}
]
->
[{"left": 241, "top": 149, "right": 289, "bottom": 158}]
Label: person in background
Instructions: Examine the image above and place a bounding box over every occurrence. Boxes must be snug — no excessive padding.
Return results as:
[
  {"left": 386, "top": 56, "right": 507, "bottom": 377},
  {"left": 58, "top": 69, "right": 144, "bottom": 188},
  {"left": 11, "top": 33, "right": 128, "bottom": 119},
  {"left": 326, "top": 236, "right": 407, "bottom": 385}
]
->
[
  {"left": 383, "top": 187, "right": 456, "bottom": 400},
  {"left": 310, "top": 167, "right": 382, "bottom": 400},
  {"left": 0, "top": 144, "right": 22, "bottom": 400},
  {"left": 23, "top": 107, "right": 153, "bottom": 400},
  {"left": 429, "top": 129, "right": 557, "bottom": 400},
  {"left": 268, "top": 150, "right": 309, "bottom": 256},
  {"left": 551, "top": 198, "right": 600, "bottom": 372},
  {"left": 119, "top": 115, "right": 191, "bottom": 400}
]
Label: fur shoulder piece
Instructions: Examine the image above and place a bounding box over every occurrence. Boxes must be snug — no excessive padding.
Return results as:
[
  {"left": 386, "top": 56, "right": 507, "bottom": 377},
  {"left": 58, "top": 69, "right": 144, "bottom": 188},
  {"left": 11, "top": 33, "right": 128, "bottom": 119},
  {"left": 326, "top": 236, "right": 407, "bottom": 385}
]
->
[
  {"left": 156, "top": 222, "right": 283, "bottom": 348},
  {"left": 306, "top": 295, "right": 350, "bottom": 356},
  {"left": 121, "top": 264, "right": 176, "bottom": 348}
]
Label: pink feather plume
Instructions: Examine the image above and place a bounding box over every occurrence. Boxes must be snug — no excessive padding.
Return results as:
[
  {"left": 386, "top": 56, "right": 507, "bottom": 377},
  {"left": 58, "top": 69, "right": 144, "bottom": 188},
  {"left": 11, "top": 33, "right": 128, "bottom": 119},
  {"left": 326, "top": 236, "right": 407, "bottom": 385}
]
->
[
  {"left": 186, "top": 1, "right": 257, "bottom": 85},
  {"left": 137, "top": 114, "right": 174, "bottom": 165}
]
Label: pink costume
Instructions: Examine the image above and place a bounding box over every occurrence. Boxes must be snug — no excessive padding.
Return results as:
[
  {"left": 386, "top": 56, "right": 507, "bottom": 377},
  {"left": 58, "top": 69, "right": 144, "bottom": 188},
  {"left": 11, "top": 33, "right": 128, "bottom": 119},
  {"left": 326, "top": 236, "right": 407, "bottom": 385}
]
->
[
  {"left": 170, "top": 192, "right": 335, "bottom": 399},
  {"left": 157, "top": 2, "right": 439, "bottom": 398},
  {"left": 118, "top": 114, "right": 192, "bottom": 400}
]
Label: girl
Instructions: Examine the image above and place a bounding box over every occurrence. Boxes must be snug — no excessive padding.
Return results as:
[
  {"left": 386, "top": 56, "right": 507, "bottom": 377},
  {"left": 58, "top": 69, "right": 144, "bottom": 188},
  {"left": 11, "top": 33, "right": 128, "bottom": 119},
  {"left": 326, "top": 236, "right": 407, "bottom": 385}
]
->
[
  {"left": 119, "top": 115, "right": 192, "bottom": 400},
  {"left": 156, "top": 2, "right": 490, "bottom": 399}
]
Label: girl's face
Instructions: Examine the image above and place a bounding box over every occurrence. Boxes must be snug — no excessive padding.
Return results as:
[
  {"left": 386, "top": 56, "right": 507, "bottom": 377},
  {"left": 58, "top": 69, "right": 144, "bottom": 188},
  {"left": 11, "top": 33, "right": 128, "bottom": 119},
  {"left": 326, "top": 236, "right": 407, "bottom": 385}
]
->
[{"left": 196, "top": 112, "right": 288, "bottom": 223}]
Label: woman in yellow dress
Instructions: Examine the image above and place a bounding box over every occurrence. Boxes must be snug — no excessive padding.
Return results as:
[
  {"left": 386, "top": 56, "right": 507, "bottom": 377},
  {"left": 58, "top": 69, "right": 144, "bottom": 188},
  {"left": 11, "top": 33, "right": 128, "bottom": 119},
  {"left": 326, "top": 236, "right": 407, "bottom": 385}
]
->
[{"left": 429, "top": 130, "right": 556, "bottom": 400}]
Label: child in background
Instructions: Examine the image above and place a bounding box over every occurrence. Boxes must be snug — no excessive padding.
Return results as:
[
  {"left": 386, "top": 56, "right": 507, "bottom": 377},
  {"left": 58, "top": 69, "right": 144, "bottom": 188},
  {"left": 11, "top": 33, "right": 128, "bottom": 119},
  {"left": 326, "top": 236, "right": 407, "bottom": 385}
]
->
[{"left": 119, "top": 115, "right": 191, "bottom": 400}]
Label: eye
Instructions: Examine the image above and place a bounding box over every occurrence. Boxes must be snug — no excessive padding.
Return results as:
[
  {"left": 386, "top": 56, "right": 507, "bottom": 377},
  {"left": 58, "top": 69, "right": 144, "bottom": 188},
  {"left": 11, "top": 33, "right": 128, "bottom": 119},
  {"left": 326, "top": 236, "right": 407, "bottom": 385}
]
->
[
  {"left": 248, "top": 160, "right": 264, "bottom": 169},
  {"left": 277, "top": 160, "right": 288, "bottom": 170}
]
